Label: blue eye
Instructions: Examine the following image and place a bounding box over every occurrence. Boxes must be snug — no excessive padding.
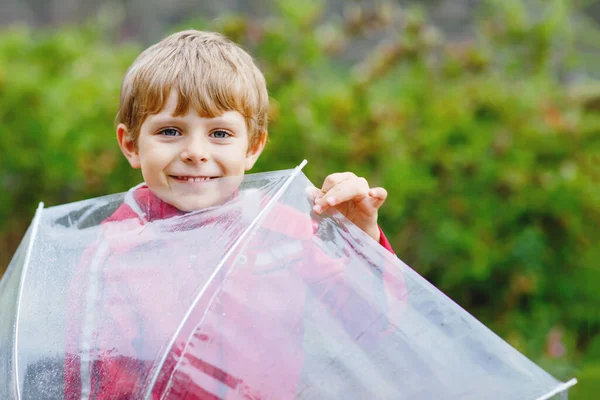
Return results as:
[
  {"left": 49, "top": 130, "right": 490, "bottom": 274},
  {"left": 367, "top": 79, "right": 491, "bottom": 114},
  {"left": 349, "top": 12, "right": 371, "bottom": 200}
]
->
[
  {"left": 211, "top": 130, "right": 231, "bottom": 139},
  {"left": 160, "top": 128, "right": 180, "bottom": 137}
]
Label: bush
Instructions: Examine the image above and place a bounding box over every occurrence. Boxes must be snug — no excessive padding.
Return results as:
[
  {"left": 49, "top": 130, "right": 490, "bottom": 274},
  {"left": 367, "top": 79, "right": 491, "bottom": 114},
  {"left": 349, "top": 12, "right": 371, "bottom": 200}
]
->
[
  {"left": 0, "top": 23, "right": 141, "bottom": 265},
  {"left": 1, "top": 0, "right": 599, "bottom": 397}
]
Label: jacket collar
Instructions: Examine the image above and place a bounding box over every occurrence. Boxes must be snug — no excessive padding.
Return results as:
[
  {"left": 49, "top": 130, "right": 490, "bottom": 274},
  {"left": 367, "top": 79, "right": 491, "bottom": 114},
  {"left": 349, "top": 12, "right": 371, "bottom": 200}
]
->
[
  {"left": 103, "top": 183, "right": 183, "bottom": 224},
  {"left": 104, "top": 182, "right": 315, "bottom": 241}
]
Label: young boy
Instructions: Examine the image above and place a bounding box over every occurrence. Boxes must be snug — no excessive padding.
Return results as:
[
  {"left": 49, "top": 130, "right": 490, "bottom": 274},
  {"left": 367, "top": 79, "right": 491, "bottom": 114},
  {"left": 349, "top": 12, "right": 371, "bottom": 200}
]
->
[
  {"left": 64, "top": 30, "right": 401, "bottom": 399},
  {"left": 115, "top": 30, "right": 389, "bottom": 244}
]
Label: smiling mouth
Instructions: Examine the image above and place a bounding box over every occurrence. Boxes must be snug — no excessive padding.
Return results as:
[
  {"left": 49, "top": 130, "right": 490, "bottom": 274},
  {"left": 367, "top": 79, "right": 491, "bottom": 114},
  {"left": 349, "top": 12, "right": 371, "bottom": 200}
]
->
[{"left": 170, "top": 176, "right": 218, "bottom": 182}]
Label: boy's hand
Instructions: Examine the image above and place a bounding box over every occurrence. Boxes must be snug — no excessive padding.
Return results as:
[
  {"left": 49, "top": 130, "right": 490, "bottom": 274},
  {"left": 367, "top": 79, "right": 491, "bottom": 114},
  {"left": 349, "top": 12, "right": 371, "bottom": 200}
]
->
[{"left": 308, "top": 172, "right": 387, "bottom": 242}]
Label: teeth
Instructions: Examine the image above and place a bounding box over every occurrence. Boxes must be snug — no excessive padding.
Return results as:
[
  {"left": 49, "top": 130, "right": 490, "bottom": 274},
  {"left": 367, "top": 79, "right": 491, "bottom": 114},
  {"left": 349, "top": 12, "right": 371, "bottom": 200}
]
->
[{"left": 178, "top": 176, "right": 209, "bottom": 182}]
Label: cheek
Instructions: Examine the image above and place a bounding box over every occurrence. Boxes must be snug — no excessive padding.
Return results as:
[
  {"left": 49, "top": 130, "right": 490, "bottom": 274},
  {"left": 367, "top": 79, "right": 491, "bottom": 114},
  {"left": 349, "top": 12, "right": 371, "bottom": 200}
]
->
[
  {"left": 144, "top": 144, "right": 172, "bottom": 164},
  {"left": 219, "top": 146, "right": 249, "bottom": 166},
  {"left": 139, "top": 147, "right": 171, "bottom": 179}
]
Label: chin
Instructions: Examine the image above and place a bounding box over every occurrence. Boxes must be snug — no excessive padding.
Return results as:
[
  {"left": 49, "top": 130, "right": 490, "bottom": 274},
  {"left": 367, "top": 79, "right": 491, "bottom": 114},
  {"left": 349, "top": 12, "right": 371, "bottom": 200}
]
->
[
  {"left": 171, "top": 195, "right": 228, "bottom": 212},
  {"left": 171, "top": 188, "right": 241, "bottom": 212},
  {"left": 155, "top": 176, "right": 244, "bottom": 212}
]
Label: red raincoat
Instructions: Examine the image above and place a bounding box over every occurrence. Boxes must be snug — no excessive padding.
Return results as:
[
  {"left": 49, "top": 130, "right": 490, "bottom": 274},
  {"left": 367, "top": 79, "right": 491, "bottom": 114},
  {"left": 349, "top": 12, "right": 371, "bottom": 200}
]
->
[{"left": 64, "top": 185, "right": 404, "bottom": 399}]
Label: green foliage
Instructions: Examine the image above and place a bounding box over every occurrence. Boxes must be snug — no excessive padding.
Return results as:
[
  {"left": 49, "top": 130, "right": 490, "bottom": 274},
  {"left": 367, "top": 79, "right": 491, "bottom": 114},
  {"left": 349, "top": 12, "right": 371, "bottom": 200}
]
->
[
  {"left": 0, "top": 24, "right": 140, "bottom": 235},
  {"left": 1, "top": 0, "right": 599, "bottom": 397},
  {"left": 0, "top": 24, "right": 142, "bottom": 268}
]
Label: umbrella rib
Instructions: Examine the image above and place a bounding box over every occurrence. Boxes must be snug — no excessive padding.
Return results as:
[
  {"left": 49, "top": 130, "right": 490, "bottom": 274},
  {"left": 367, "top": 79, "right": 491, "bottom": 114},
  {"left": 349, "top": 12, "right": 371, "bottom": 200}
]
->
[
  {"left": 534, "top": 378, "right": 578, "bottom": 400},
  {"left": 13, "top": 202, "right": 44, "bottom": 400},
  {"left": 145, "top": 160, "right": 308, "bottom": 399}
]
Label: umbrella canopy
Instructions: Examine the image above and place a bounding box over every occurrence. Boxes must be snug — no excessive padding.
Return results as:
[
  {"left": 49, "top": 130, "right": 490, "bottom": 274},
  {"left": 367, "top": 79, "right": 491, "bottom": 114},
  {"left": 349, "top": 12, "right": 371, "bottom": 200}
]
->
[{"left": 0, "top": 164, "right": 576, "bottom": 399}]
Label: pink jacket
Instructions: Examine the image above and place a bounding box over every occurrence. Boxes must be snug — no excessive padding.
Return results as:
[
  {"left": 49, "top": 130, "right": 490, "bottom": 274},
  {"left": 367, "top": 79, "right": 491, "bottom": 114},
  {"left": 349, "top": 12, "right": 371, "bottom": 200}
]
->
[{"left": 64, "top": 185, "right": 404, "bottom": 399}]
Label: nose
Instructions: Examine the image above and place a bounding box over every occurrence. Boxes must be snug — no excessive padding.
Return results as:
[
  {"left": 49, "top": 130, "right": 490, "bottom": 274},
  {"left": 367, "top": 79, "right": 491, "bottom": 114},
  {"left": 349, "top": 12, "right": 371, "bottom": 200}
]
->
[{"left": 180, "top": 136, "right": 209, "bottom": 164}]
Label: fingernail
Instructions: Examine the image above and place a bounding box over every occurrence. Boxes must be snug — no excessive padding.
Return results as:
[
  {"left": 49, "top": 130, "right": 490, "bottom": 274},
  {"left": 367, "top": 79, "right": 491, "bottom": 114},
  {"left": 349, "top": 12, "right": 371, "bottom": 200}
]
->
[
  {"left": 314, "top": 205, "right": 322, "bottom": 214},
  {"left": 326, "top": 197, "right": 336, "bottom": 205}
]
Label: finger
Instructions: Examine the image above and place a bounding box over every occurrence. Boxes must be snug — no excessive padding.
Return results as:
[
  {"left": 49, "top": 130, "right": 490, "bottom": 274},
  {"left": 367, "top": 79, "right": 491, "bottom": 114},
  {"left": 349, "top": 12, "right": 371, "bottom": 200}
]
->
[
  {"left": 321, "top": 172, "right": 356, "bottom": 193},
  {"left": 367, "top": 187, "right": 388, "bottom": 209},
  {"left": 316, "top": 176, "right": 370, "bottom": 209},
  {"left": 305, "top": 186, "right": 322, "bottom": 202}
]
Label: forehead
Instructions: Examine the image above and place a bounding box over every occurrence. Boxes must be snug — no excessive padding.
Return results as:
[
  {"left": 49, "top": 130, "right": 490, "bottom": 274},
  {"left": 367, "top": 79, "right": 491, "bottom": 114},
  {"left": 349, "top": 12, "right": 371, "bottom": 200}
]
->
[{"left": 146, "top": 90, "right": 246, "bottom": 126}]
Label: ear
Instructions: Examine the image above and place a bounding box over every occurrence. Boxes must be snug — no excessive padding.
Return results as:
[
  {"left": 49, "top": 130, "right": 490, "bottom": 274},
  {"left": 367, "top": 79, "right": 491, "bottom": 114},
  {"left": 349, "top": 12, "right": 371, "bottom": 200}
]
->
[
  {"left": 117, "top": 124, "right": 140, "bottom": 169},
  {"left": 245, "top": 131, "right": 267, "bottom": 171}
]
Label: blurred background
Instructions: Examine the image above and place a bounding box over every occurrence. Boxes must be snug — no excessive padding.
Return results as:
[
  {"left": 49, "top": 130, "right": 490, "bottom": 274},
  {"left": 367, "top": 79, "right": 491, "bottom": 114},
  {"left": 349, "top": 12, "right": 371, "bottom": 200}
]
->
[{"left": 0, "top": 0, "right": 599, "bottom": 397}]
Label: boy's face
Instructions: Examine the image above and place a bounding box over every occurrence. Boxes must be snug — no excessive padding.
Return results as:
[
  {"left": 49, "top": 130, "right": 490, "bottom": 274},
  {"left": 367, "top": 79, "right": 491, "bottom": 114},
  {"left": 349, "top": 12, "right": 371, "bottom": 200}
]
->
[{"left": 118, "top": 90, "right": 265, "bottom": 211}]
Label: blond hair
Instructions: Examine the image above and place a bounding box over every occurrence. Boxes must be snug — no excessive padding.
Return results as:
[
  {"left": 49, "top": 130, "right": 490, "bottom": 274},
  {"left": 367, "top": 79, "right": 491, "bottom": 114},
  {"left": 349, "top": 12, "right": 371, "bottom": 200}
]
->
[{"left": 117, "top": 30, "right": 269, "bottom": 149}]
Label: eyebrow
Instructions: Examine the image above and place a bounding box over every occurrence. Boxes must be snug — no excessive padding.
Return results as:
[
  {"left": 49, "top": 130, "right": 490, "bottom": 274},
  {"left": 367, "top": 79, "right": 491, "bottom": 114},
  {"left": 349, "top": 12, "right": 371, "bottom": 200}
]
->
[
  {"left": 205, "top": 119, "right": 242, "bottom": 129},
  {"left": 205, "top": 114, "right": 242, "bottom": 124},
  {"left": 146, "top": 115, "right": 185, "bottom": 126}
]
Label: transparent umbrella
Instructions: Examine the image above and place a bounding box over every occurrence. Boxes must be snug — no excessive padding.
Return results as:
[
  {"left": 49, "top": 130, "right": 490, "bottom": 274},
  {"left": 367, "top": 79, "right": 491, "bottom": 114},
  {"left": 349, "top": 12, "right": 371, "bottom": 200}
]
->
[{"left": 0, "top": 162, "right": 577, "bottom": 399}]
